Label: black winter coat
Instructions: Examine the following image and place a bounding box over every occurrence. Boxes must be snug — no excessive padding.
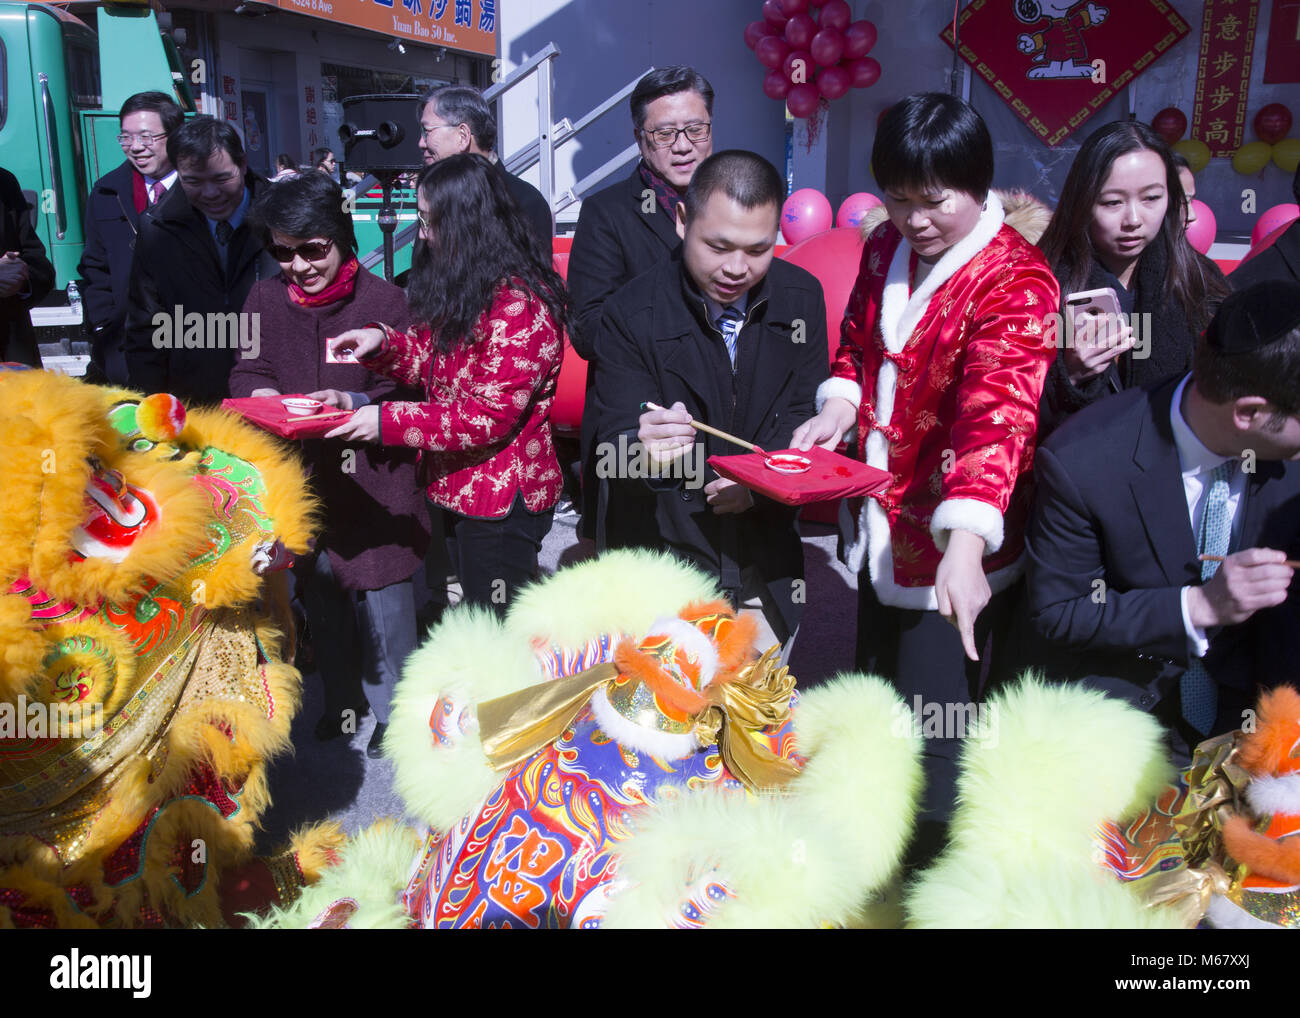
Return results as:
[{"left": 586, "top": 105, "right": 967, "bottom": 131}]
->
[
  {"left": 592, "top": 253, "right": 829, "bottom": 638},
  {"left": 123, "top": 171, "right": 280, "bottom": 403},
  {"left": 77, "top": 161, "right": 144, "bottom": 383},
  {"left": 0, "top": 167, "right": 55, "bottom": 365}
]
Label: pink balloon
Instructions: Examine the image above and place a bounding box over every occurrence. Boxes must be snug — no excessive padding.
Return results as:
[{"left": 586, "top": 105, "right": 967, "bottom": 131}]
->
[
  {"left": 1185, "top": 200, "right": 1216, "bottom": 255},
  {"left": 784, "top": 50, "right": 813, "bottom": 84},
  {"left": 781, "top": 188, "right": 833, "bottom": 244},
  {"left": 784, "top": 12, "right": 816, "bottom": 49},
  {"left": 786, "top": 83, "right": 821, "bottom": 119},
  {"left": 744, "top": 19, "right": 776, "bottom": 50},
  {"left": 817, "top": 65, "right": 851, "bottom": 100},
  {"left": 811, "top": 27, "right": 844, "bottom": 67},
  {"left": 835, "top": 191, "right": 883, "bottom": 228},
  {"left": 763, "top": 69, "right": 792, "bottom": 101},
  {"left": 779, "top": 0, "right": 809, "bottom": 13},
  {"left": 1251, "top": 202, "right": 1300, "bottom": 247},
  {"left": 763, "top": 0, "right": 788, "bottom": 28},
  {"left": 843, "top": 20, "right": 877, "bottom": 59},
  {"left": 846, "top": 56, "right": 881, "bottom": 88},
  {"left": 756, "top": 35, "right": 791, "bottom": 70},
  {"left": 819, "top": 0, "right": 851, "bottom": 31}
]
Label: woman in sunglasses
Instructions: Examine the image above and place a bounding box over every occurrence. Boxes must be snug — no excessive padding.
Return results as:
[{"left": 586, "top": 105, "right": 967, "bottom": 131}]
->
[
  {"left": 327, "top": 153, "right": 567, "bottom": 617},
  {"left": 229, "top": 171, "right": 429, "bottom": 758}
]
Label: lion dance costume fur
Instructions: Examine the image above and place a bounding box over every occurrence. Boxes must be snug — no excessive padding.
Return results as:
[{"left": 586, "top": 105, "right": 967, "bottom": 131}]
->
[
  {"left": 252, "top": 550, "right": 926, "bottom": 929},
  {"left": 0, "top": 367, "right": 327, "bottom": 928}
]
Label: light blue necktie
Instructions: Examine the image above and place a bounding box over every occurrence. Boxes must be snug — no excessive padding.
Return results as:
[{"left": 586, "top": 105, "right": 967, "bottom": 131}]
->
[
  {"left": 1181, "top": 459, "right": 1235, "bottom": 734},
  {"left": 716, "top": 306, "right": 744, "bottom": 367}
]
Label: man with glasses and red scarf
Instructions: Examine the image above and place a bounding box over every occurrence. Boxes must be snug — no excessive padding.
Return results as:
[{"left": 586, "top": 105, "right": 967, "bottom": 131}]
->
[
  {"left": 79, "top": 92, "right": 182, "bottom": 385},
  {"left": 568, "top": 66, "right": 716, "bottom": 550}
]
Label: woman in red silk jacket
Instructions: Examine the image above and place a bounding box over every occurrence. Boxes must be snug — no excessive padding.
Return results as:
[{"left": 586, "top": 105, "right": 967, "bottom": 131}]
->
[
  {"left": 793, "top": 94, "right": 1059, "bottom": 864},
  {"left": 326, "top": 154, "right": 568, "bottom": 616}
]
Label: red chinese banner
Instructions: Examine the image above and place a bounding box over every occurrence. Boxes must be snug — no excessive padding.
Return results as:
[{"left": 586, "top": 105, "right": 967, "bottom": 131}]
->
[
  {"left": 1191, "top": 0, "right": 1260, "bottom": 157},
  {"left": 940, "top": 0, "right": 1190, "bottom": 148},
  {"left": 1264, "top": 0, "right": 1300, "bottom": 83}
]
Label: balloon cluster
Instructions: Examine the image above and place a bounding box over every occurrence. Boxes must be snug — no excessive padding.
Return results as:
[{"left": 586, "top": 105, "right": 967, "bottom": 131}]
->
[
  {"left": 746, "top": 0, "right": 881, "bottom": 121},
  {"left": 1153, "top": 104, "right": 1299, "bottom": 176},
  {"left": 780, "top": 188, "right": 881, "bottom": 244}
]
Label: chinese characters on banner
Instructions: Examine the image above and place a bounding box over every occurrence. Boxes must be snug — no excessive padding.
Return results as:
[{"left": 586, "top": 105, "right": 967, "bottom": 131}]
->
[
  {"left": 267, "top": 0, "right": 497, "bottom": 57},
  {"left": 1264, "top": 0, "right": 1300, "bottom": 83},
  {"left": 304, "top": 84, "right": 318, "bottom": 149},
  {"left": 222, "top": 75, "right": 239, "bottom": 124},
  {"left": 1191, "top": 0, "right": 1260, "bottom": 156},
  {"left": 940, "top": 0, "right": 1190, "bottom": 148}
]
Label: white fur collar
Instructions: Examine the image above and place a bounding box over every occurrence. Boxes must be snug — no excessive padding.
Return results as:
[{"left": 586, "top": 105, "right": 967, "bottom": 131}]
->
[
  {"left": 1246, "top": 773, "right": 1300, "bottom": 817},
  {"left": 876, "top": 190, "right": 1005, "bottom": 357}
]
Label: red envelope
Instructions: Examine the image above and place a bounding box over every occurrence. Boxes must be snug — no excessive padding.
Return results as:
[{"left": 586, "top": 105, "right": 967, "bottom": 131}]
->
[
  {"left": 221, "top": 395, "right": 355, "bottom": 440},
  {"left": 708, "top": 446, "right": 892, "bottom": 507}
]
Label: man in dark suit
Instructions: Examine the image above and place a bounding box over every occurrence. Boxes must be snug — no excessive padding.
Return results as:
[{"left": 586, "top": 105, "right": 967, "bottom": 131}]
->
[
  {"left": 416, "top": 84, "right": 551, "bottom": 250},
  {"left": 78, "top": 91, "right": 183, "bottom": 385},
  {"left": 0, "top": 167, "right": 55, "bottom": 365},
  {"left": 123, "top": 117, "right": 279, "bottom": 403},
  {"left": 1025, "top": 280, "right": 1300, "bottom": 763},
  {"left": 593, "top": 151, "right": 827, "bottom": 649},
  {"left": 1229, "top": 166, "right": 1300, "bottom": 290},
  {"left": 569, "top": 66, "right": 715, "bottom": 548}
]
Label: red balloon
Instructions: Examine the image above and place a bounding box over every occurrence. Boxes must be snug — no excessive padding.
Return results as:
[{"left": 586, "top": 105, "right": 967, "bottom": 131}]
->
[
  {"left": 846, "top": 56, "right": 881, "bottom": 89},
  {"left": 744, "top": 19, "right": 776, "bottom": 50},
  {"left": 1255, "top": 103, "right": 1294, "bottom": 145},
  {"left": 810, "top": 27, "right": 844, "bottom": 67},
  {"left": 763, "top": 69, "right": 792, "bottom": 101},
  {"left": 763, "top": 0, "right": 788, "bottom": 28},
  {"left": 1150, "top": 107, "right": 1187, "bottom": 144},
  {"left": 787, "top": 83, "right": 820, "bottom": 119},
  {"left": 819, "top": 0, "right": 851, "bottom": 31},
  {"left": 817, "top": 65, "right": 851, "bottom": 100},
  {"left": 784, "top": 50, "right": 813, "bottom": 85},
  {"left": 784, "top": 12, "right": 816, "bottom": 49},
  {"left": 779, "top": 0, "right": 809, "bottom": 13},
  {"left": 756, "top": 35, "right": 791, "bottom": 70},
  {"left": 843, "top": 20, "right": 877, "bottom": 59}
]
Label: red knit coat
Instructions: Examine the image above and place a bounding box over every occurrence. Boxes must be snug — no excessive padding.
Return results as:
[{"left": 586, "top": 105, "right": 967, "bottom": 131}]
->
[{"left": 364, "top": 283, "right": 564, "bottom": 520}]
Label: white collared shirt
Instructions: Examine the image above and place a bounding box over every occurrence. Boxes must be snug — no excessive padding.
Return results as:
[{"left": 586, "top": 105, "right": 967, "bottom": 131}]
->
[
  {"left": 144, "top": 169, "right": 178, "bottom": 200},
  {"left": 1171, "top": 373, "right": 1248, "bottom": 657},
  {"left": 702, "top": 290, "right": 750, "bottom": 331}
]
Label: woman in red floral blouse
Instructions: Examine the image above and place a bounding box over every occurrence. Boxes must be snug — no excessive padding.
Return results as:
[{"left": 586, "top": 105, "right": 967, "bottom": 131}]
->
[
  {"left": 793, "top": 93, "right": 1059, "bottom": 865},
  {"left": 327, "top": 154, "right": 568, "bottom": 615}
]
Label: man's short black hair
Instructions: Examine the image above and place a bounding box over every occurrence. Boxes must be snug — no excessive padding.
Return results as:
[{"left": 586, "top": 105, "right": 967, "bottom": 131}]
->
[
  {"left": 1194, "top": 281, "right": 1300, "bottom": 415},
  {"left": 119, "top": 90, "right": 184, "bottom": 134},
  {"left": 630, "top": 66, "right": 714, "bottom": 132},
  {"left": 683, "top": 150, "right": 783, "bottom": 223},
  {"left": 872, "top": 92, "right": 993, "bottom": 200},
  {"left": 168, "top": 116, "right": 245, "bottom": 172},
  {"left": 420, "top": 84, "right": 496, "bottom": 153}
]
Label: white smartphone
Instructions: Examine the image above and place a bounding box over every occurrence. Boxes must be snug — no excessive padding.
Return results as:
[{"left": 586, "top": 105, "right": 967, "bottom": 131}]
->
[{"left": 1065, "top": 287, "right": 1123, "bottom": 320}]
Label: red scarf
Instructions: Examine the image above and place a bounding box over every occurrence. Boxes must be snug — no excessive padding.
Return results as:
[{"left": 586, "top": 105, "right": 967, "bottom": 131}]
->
[
  {"left": 286, "top": 256, "right": 361, "bottom": 307},
  {"left": 637, "top": 160, "right": 684, "bottom": 218},
  {"left": 131, "top": 170, "right": 148, "bottom": 214}
]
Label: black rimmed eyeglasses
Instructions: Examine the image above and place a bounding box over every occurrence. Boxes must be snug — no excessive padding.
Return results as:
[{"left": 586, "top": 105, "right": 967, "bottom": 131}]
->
[{"left": 638, "top": 122, "right": 711, "bottom": 149}]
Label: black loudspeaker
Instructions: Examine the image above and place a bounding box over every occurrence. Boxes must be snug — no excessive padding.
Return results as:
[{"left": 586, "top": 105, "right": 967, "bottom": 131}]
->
[{"left": 339, "top": 93, "right": 424, "bottom": 172}]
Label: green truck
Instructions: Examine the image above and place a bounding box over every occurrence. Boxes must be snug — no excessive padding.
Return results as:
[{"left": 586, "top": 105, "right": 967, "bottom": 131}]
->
[{"left": 0, "top": 0, "right": 196, "bottom": 291}]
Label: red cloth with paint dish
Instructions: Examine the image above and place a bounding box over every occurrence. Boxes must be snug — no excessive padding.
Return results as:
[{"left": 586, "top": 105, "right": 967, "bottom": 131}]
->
[
  {"left": 708, "top": 446, "right": 892, "bottom": 507},
  {"left": 220, "top": 394, "right": 354, "bottom": 439}
]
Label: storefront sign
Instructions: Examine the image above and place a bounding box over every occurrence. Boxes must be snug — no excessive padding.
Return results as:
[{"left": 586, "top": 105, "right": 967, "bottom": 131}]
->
[
  {"left": 269, "top": 0, "right": 498, "bottom": 58},
  {"left": 1190, "top": 0, "right": 1260, "bottom": 157},
  {"left": 940, "top": 0, "right": 1190, "bottom": 148}
]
